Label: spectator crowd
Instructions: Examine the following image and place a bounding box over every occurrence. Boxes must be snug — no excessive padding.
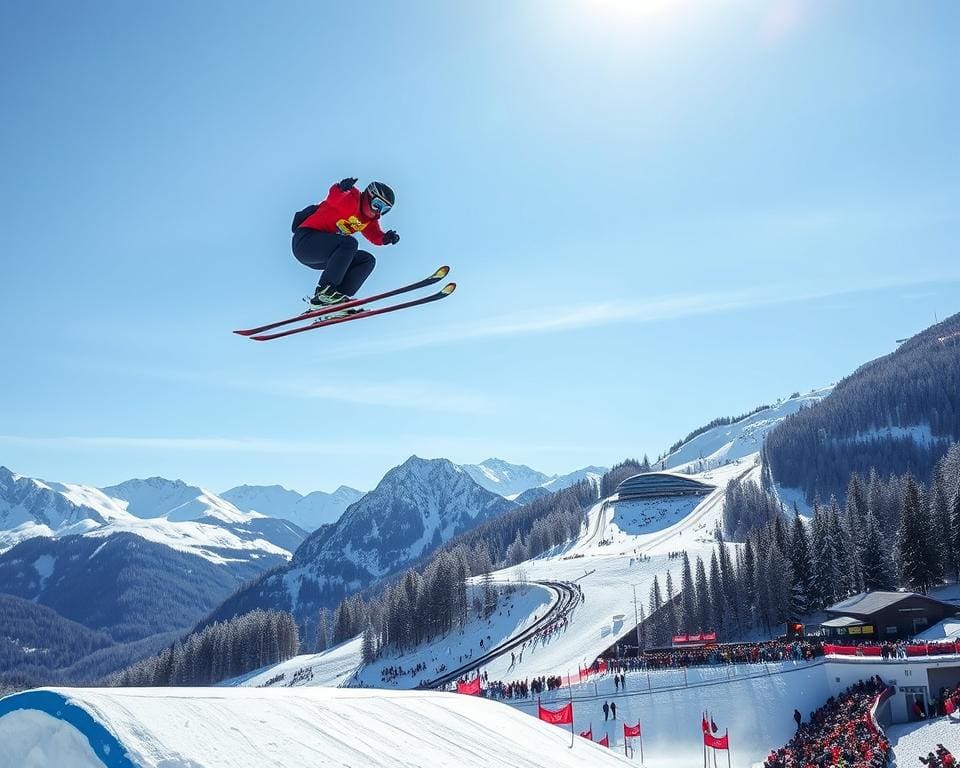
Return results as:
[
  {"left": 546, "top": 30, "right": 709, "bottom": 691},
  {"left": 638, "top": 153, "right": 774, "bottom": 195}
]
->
[{"left": 763, "top": 676, "right": 889, "bottom": 768}]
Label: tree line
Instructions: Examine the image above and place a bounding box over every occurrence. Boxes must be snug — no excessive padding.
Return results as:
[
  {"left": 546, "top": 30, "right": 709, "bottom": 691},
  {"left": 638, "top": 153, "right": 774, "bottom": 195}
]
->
[
  {"left": 764, "top": 312, "right": 960, "bottom": 502},
  {"left": 111, "top": 609, "right": 299, "bottom": 687}
]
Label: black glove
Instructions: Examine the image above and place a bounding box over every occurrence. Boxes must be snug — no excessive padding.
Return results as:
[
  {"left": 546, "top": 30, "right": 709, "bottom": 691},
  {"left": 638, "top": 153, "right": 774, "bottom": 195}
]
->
[
  {"left": 337, "top": 177, "right": 358, "bottom": 191},
  {"left": 382, "top": 230, "right": 400, "bottom": 245}
]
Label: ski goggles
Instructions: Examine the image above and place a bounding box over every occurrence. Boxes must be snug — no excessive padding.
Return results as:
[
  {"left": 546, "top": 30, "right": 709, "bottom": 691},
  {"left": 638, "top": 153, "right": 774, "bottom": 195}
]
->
[{"left": 369, "top": 195, "right": 392, "bottom": 215}]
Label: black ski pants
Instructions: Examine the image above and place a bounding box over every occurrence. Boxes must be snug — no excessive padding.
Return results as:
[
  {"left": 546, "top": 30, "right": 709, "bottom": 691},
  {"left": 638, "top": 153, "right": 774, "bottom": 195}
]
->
[{"left": 292, "top": 229, "right": 376, "bottom": 297}]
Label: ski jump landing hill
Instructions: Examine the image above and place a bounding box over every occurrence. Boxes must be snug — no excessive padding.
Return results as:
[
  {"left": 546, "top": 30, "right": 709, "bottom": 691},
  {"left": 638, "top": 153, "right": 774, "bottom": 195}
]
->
[{"left": 0, "top": 686, "right": 631, "bottom": 768}]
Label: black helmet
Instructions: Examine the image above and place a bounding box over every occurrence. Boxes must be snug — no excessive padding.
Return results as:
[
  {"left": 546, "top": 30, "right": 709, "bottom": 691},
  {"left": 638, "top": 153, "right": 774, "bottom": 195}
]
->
[{"left": 364, "top": 181, "right": 394, "bottom": 215}]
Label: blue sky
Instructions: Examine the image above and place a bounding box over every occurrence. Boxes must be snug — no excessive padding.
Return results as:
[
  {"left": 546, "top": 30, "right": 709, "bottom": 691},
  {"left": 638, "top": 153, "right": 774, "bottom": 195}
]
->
[{"left": 1, "top": 0, "right": 957, "bottom": 493}]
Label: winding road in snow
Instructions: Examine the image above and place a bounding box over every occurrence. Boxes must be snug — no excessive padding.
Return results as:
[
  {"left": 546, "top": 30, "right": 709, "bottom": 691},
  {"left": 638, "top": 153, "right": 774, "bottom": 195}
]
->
[{"left": 421, "top": 579, "right": 580, "bottom": 689}]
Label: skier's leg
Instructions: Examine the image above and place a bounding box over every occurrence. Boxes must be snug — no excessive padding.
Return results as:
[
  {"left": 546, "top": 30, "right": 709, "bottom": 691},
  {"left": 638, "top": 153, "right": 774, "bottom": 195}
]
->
[
  {"left": 292, "top": 230, "right": 358, "bottom": 292},
  {"left": 338, "top": 250, "right": 376, "bottom": 296}
]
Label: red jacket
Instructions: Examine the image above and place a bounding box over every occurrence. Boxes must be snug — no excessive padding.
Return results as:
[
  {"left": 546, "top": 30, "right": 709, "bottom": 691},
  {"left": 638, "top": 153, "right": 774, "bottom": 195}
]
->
[{"left": 298, "top": 184, "right": 387, "bottom": 245}]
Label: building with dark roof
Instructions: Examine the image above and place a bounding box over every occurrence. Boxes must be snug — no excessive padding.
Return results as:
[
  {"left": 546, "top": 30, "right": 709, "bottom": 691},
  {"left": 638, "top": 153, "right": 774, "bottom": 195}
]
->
[
  {"left": 615, "top": 472, "right": 715, "bottom": 501},
  {"left": 821, "top": 590, "right": 960, "bottom": 640}
]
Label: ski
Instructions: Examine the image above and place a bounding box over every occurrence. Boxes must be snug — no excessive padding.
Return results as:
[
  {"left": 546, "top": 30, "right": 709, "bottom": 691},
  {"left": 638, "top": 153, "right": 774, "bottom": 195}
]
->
[
  {"left": 249, "top": 283, "right": 456, "bottom": 341},
  {"left": 233, "top": 265, "right": 450, "bottom": 337}
]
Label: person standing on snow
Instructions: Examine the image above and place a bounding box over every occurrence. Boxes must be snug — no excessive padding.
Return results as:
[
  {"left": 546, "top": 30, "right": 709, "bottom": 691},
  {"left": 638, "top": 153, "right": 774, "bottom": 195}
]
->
[{"left": 291, "top": 178, "right": 400, "bottom": 312}]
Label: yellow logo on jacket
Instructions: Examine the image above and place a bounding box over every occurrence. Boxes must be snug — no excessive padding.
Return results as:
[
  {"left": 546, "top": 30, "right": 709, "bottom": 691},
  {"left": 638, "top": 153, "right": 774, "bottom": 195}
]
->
[{"left": 336, "top": 216, "right": 367, "bottom": 235}]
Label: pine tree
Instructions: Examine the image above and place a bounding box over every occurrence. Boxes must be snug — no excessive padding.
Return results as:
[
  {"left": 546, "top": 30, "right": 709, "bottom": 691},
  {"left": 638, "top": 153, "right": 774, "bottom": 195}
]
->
[
  {"left": 695, "top": 555, "right": 712, "bottom": 633},
  {"left": 361, "top": 623, "right": 377, "bottom": 665},
  {"left": 861, "top": 511, "right": 897, "bottom": 591},
  {"left": 828, "top": 500, "right": 852, "bottom": 599},
  {"left": 665, "top": 571, "right": 678, "bottom": 638},
  {"left": 897, "top": 475, "right": 938, "bottom": 593},
  {"left": 679, "top": 552, "right": 696, "bottom": 633},
  {"left": 788, "top": 510, "right": 813, "bottom": 616},
  {"left": 316, "top": 608, "right": 330, "bottom": 652},
  {"left": 951, "top": 484, "right": 960, "bottom": 583},
  {"left": 844, "top": 476, "right": 868, "bottom": 593},
  {"left": 764, "top": 542, "right": 793, "bottom": 634},
  {"left": 931, "top": 479, "right": 953, "bottom": 583},
  {"left": 708, "top": 550, "right": 725, "bottom": 636},
  {"left": 648, "top": 576, "right": 665, "bottom": 646},
  {"left": 811, "top": 503, "right": 836, "bottom": 609}
]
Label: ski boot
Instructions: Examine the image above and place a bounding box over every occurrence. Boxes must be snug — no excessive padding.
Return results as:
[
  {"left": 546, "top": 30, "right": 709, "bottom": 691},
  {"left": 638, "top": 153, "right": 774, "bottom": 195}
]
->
[{"left": 305, "top": 285, "right": 362, "bottom": 320}]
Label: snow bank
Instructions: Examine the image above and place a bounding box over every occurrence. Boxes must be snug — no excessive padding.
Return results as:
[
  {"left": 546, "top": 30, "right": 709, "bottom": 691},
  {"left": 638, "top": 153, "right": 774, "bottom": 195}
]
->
[
  {"left": 888, "top": 716, "right": 960, "bottom": 765},
  {"left": 0, "top": 686, "right": 631, "bottom": 767}
]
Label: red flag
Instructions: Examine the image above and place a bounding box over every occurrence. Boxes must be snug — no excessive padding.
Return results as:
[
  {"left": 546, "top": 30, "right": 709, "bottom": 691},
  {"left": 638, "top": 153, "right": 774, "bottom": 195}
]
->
[
  {"left": 457, "top": 677, "right": 481, "bottom": 695},
  {"left": 538, "top": 701, "right": 573, "bottom": 725},
  {"left": 701, "top": 713, "right": 710, "bottom": 735},
  {"left": 704, "top": 730, "right": 730, "bottom": 750},
  {"left": 580, "top": 727, "right": 593, "bottom": 740},
  {"left": 598, "top": 734, "right": 610, "bottom": 748},
  {"left": 624, "top": 721, "right": 641, "bottom": 738}
]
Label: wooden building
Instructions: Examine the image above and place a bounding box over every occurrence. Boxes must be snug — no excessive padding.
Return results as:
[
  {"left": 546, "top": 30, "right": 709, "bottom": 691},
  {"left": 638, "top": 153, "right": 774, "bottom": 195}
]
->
[{"left": 821, "top": 591, "right": 960, "bottom": 640}]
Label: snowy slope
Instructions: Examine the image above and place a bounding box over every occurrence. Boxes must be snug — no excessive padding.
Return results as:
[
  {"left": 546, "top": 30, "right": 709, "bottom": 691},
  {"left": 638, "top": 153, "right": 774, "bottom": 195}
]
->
[
  {"left": 239, "top": 583, "right": 554, "bottom": 691},
  {"left": 660, "top": 388, "right": 832, "bottom": 473},
  {"left": 221, "top": 483, "right": 364, "bottom": 531},
  {"left": 888, "top": 717, "right": 960, "bottom": 767},
  {"left": 0, "top": 687, "right": 631, "bottom": 768}
]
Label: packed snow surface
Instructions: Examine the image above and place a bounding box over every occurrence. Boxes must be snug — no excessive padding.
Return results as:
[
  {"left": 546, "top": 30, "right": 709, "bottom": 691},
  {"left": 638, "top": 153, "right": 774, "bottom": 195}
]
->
[
  {"left": 888, "top": 716, "right": 960, "bottom": 766},
  {"left": 0, "top": 709, "right": 104, "bottom": 768},
  {"left": 0, "top": 687, "right": 631, "bottom": 767},
  {"left": 240, "top": 584, "right": 553, "bottom": 690}
]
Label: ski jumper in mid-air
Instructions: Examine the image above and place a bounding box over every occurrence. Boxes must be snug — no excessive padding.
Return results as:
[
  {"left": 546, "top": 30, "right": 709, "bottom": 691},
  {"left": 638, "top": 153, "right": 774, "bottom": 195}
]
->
[
  {"left": 234, "top": 181, "right": 451, "bottom": 341},
  {"left": 292, "top": 178, "right": 399, "bottom": 312}
]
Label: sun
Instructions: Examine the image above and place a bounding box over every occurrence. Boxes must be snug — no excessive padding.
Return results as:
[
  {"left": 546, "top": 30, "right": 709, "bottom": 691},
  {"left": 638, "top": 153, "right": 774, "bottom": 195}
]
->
[{"left": 587, "top": 0, "right": 689, "bottom": 20}]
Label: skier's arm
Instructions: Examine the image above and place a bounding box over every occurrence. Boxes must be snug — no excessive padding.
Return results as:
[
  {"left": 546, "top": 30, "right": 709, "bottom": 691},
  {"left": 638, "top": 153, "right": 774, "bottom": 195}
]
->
[
  {"left": 361, "top": 218, "right": 387, "bottom": 246},
  {"left": 324, "top": 183, "right": 351, "bottom": 205}
]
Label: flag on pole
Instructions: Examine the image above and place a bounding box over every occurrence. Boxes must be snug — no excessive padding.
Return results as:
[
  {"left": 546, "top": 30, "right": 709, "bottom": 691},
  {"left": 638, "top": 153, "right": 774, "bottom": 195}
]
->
[
  {"left": 624, "top": 722, "right": 641, "bottom": 738},
  {"left": 538, "top": 701, "right": 573, "bottom": 725},
  {"left": 704, "top": 730, "right": 730, "bottom": 750},
  {"left": 701, "top": 713, "right": 710, "bottom": 735},
  {"left": 580, "top": 726, "right": 593, "bottom": 740},
  {"left": 711, "top": 716, "right": 718, "bottom": 734},
  {"left": 598, "top": 734, "right": 610, "bottom": 748}
]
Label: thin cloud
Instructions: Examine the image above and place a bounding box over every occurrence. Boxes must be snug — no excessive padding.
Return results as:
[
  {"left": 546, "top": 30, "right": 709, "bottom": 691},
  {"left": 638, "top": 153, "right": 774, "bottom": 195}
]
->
[{"left": 322, "top": 274, "right": 960, "bottom": 358}]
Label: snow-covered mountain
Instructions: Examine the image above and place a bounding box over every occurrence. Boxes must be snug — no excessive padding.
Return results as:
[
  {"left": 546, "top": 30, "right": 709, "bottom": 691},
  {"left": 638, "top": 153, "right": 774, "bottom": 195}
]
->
[
  {"left": 0, "top": 468, "right": 303, "bottom": 565},
  {"left": 539, "top": 466, "right": 606, "bottom": 495},
  {"left": 461, "top": 459, "right": 552, "bottom": 497},
  {"left": 295, "top": 456, "right": 515, "bottom": 579},
  {"left": 103, "top": 477, "right": 258, "bottom": 524},
  {"left": 210, "top": 456, "right": 517, "bottom": 624},
  {"left": 221, "top": 484, "right": 364, "bottom": 531},
  {"left": 659, "top": 387, "right": 833, "bottom": 472},
  {"left": 461, "top": 459, "right": 607, "bottom": 499}
]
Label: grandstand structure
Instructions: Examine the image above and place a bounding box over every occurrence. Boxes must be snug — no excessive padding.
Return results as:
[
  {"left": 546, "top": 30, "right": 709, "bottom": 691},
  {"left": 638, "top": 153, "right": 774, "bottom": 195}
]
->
[{"left": 614, "top": 471, "right": 715, "bottom": 501}]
